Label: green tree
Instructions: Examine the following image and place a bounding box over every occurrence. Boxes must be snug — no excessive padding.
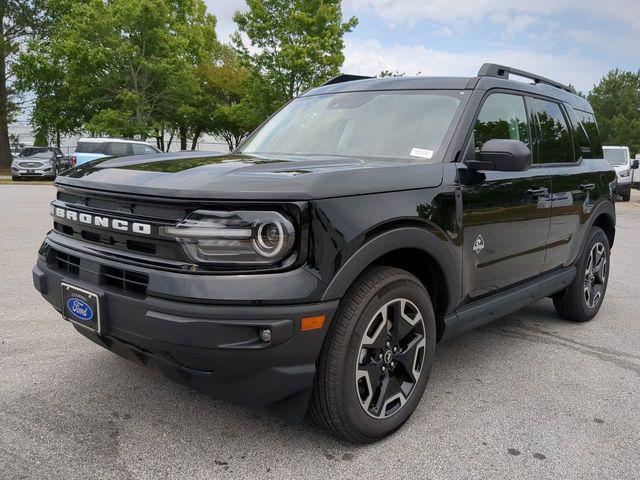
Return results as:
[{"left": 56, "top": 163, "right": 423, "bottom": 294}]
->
[
  {"left": 0, "top": 0, "right": 42, "bottom": 168},
  {"left": 17, "top": 0, "right": 218, "bottom": 147},
  {"left": 588, "top": 69, "right": 640, "bottom": 156},
  {"left": 200, "top": 46, "right": 257, "bottom": 151},
  {"left": 232, "top": 0, "right": 357, "bottom": 117}
]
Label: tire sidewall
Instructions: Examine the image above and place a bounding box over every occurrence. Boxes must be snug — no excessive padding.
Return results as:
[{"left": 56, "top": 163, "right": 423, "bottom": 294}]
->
[{"left": 340, "top": 275, "right": 436, "bottom": 440}]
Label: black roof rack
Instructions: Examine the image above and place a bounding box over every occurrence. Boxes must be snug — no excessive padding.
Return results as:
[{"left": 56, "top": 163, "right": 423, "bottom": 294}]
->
[
  {"left": 322, "top": 74, "right": 373, "bottom": 86},
  {"left": 478, "top": 63, "right": 575, "bottom": 93}
]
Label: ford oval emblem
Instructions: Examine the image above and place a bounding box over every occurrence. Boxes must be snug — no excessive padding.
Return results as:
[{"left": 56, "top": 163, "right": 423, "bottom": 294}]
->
[{"left": 66, "top": 298, "right": 94, "bottom": 321}]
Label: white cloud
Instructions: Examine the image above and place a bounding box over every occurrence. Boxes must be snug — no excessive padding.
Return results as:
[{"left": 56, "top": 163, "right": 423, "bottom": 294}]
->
[
  {"left": 343, "top": 38, "right": 608, "bottom": 92},
  {"left": 489, "top": 12, "right": 539, "bottom": 37},
  {"left": 344, "top": 0, "right": 640, "bottom": 30}
]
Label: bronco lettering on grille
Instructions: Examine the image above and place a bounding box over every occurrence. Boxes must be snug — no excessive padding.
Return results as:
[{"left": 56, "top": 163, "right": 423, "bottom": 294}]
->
[{"left": 52, "top": 206, "right": 152, "bottom": 235}]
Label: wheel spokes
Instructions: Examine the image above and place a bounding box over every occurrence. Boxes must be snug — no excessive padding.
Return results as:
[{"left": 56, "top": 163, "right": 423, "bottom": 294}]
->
[
  {"left": 394, "top": 334, "right": 426, "bottom": 382},
  {"left": 361, "top": 308, "right": 389, "bottom": 350},
  {"left": 355, "top": 298, "right": 427, "bottom": 419},
  {"left": 390, "top": 299, "right": 422, "bottom": 344},
  {"left": 583, "top": 241, "right": 608, "bottom": 309}
]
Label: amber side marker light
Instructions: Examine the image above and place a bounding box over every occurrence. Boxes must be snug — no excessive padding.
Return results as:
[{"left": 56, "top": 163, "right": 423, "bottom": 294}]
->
[{"left": 301, "top": 315, "right": 326, "bottom": 331}]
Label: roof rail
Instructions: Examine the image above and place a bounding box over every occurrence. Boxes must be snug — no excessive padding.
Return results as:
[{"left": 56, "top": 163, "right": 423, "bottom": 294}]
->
[
  {"left": 322, "top": 74, "right": 373, "bottom": 86},
  {"left": 477, "top": 63, "right": 575, "bottom": 93}
]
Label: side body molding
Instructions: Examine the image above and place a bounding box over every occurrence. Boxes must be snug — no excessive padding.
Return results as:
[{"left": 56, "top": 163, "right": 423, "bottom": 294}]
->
[{"left": 320, "top": 227, "right": 460, "bottom": 316}]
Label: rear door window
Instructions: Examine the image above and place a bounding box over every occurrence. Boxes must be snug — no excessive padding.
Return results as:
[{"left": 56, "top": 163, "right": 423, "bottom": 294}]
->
[
  {"left": 531, "top": 98, "right": 574, "bottom": 164},
  {"left": 131, "top": 143, "right": 158, "bottom": 154},
  {"left": 105, "top": 142, "right": 132, "bottom": 156}
]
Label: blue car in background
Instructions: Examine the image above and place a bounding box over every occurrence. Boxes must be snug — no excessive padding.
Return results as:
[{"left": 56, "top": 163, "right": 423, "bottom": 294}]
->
[{"left": 71, "top": 138, "right": 161, "bottom": 166}]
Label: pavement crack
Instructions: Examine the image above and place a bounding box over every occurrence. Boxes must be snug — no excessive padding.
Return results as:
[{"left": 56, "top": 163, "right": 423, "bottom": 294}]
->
[{"left": 484, "top": 320, "right": 640, "bottom": 377}]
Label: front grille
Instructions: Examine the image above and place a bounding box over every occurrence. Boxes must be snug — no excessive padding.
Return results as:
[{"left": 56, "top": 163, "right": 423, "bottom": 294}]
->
[
  {"left": 100, "top": 265, "right": 149, "bottom": 296},
  {"left": 54, "top": 251, "right": 80, "bottom": 276},
  {"left": 19, "top": 161, "right": 45, "bottom": 168},
  {"left": 52, "top": 190, "right": 186, "bottom": 265}
]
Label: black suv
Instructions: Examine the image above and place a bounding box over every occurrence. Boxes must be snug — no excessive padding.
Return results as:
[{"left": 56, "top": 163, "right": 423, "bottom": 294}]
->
[{"left": 33, "top": 64, "right": 616, "bottom": 443}]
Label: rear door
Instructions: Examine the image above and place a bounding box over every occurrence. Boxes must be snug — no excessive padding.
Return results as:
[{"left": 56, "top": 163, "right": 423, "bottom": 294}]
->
[
  {"left": 461, "top": 92, "right": 552, "bottom": 300},
  {"left": 529, "top": 98, "right": 598, "bottom": 270}
]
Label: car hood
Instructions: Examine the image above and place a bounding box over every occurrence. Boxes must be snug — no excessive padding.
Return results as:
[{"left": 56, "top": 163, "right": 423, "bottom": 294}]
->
[
  {"left": 56, "top": 151, "right": 444, "bottom": 200},
  {"left": 612, "top": 164, "right": 629, "bottom": 172}
]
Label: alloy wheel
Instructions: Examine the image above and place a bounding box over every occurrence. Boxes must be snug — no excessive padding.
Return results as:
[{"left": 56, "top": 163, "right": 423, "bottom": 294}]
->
[
  {"left": 355, "top": 298, "right": 426, "bottom": 419},
  {"left": 584, "top": 241, "right": 607, "bottom": 309}
]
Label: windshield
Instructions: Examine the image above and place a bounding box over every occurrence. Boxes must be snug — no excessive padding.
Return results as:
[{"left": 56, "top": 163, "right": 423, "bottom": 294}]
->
[
  {"left": 19, "top": 148, "right": 52, "bottom": 158},
  {"left": 603, "top": 148, "right": 628, "bottom": 166},
  {"left": 238, "top": 91, "right": 463, "bottom": 161}
]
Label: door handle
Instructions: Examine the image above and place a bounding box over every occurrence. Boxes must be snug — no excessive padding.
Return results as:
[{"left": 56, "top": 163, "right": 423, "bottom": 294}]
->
[
  {"left": 526, "top": 187, "right": 549, "bottom": 197},
  {"left": 579, "top": 182, "right": 595, "bottom": 191}
]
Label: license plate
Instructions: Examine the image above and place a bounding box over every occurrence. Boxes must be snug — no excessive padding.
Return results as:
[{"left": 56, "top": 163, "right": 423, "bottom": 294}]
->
[
  {"left": 61, "top": 283, "right": 101, "bottom": 333},
  {"left": 27, "top": 169, "right": 34, "bottom": 174}
]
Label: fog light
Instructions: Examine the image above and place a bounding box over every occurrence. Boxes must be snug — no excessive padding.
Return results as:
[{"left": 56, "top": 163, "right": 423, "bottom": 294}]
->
[{"left": 259, "top": 328, "right": 272, "bottom": 343}]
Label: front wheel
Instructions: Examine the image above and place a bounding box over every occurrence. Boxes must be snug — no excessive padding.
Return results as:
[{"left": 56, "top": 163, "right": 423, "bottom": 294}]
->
[
  {"left": 622, "top": 192, "right": 631, "bottom": 202},
  {"left": 553, "top": 227, "right": 610, "bottom": 322},
  {"left": 310, "top": 266, "right": 436, "bottom": 443}
]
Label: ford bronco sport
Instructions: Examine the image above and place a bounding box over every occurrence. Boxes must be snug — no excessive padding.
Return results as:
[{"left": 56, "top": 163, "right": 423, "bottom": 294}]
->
[{"left": 34, "top": 64, "right": 616, "bottom": 443}]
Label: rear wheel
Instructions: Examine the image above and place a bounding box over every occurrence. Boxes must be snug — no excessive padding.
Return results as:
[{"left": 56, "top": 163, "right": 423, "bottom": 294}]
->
[
  {"left": 553, "top": 227, "right": 610, "bottom": 322},
  {"left": 310, "top": 266, "right": 436, "bottom": 443}
]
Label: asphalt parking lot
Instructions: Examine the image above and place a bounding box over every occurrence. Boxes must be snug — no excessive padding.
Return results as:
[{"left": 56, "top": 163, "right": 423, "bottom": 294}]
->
[{"left": 1, "top": 185, "right": 639, "bottom": 480}]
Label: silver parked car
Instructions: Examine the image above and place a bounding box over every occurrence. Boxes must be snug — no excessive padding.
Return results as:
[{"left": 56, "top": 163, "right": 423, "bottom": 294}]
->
[{"left": 11, "top": 147, "right": 70, "bottom": 180}]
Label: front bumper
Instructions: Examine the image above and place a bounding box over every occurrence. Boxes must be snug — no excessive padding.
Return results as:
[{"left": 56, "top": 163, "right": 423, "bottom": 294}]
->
[
  {"left": 33, "top": 235, "right": 338, "bottom": 419},
  {"left": 12, "top": 166, "right": 54, "bottom": 178},
  {"left": 616, "top": 181, "right": 631, "bottom": 196}
]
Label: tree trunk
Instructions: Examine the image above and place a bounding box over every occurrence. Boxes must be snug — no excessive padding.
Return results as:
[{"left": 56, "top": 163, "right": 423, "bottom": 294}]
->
[
  {"left": 0, "top": 17, "right": 12, "bottom": 170},
  {"left": 179, "top": 125, "right": 188, "bottom": 151},
  {"left": 166, "top": 130, "right": 174, "bottom": 152},
  {"left": 190, "top": 129, "right": 200, "bottom": 150},
  {"left": 56, "top": 129, "right": 61, "bottom": 148}
]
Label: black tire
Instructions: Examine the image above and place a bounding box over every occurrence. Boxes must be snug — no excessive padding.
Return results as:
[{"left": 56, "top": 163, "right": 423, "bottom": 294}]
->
[
  {"left": 622, "top": 192, "right": 631, "bottom": 202},
  {"left": 310, "top": 266, "right": 436, "bottom": 443},
  {"left": 553, "top": 227, "right": 610, "bottom": 322},
  {"left": 11, "top": 176, "right": 19, "bottom": 181}
]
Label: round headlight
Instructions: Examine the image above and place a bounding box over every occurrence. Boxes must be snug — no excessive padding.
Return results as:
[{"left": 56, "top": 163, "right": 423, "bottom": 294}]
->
[{"left": 254, "top": 222, "right": 285, "bottom": 258}]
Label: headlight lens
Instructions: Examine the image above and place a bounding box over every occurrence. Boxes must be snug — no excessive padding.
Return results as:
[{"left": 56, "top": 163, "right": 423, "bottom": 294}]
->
[
  {"left": 619, "top": 169, "right": 630, "bottom": 178},
  {"left": 160, "top": 210, "right": 296, "bottom": 266}
]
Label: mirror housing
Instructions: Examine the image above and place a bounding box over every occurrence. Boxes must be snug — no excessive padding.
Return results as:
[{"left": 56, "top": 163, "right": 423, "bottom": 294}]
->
[
  {"left": 632, "top": 159, "right": 639, "bottom": 170},
  {"left": 466, "top": 139, "right": 532, "bottom": 172}
]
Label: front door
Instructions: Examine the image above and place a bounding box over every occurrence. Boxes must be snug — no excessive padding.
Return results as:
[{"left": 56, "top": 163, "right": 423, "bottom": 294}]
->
[{"left": 460, "top": 92, "right": 552, "bottom": 301}]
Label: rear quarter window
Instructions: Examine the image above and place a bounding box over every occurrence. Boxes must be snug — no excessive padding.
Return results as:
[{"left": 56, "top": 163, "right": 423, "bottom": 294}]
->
[
  {"left": 576, "top": 110, "right": 603, "bottom": 158},
  {"left": 76, "top": 142, "right": 105, "bottom": 154}
]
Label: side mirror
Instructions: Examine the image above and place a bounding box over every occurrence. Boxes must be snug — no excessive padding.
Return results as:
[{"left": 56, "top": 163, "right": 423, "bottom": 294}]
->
[
  {"left": 466, "top": 139, "right": 532, "bottom": 172},
  {"left": 632, "top": 159, "right": 639, "bottom": 170}
]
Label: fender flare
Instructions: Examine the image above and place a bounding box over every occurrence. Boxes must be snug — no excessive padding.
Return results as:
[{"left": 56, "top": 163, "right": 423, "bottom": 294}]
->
[
  {"left": 582, "top": 200, "right": 616, "bottom": 251},
  {"left": 320, "top": 227, "right": 460, "bottom": 313}
]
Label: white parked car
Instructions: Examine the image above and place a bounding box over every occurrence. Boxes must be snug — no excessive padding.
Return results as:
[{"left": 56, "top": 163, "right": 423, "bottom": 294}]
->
[
  {"left": 603, "top": 146, "right": 639, "bottom": 202},
  {"left": 70, "top": 138, "right": 161, "bottom": 167}
]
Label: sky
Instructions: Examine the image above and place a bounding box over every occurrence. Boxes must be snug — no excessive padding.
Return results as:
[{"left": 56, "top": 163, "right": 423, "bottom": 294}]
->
[{"left": 205, "top": 0, "right": 640, "bottom": 93}]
